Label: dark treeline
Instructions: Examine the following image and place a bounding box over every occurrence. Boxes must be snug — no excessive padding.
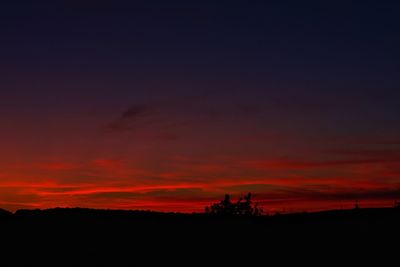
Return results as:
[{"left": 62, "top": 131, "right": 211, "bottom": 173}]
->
[{"left": 1, "top": 200, "right": 400, "bottom": 265}]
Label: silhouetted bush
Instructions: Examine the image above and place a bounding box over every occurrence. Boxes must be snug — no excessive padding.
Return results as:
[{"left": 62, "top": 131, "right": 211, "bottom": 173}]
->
[{"left": 205, "top": 193, "right": 263, "bottom": 216}]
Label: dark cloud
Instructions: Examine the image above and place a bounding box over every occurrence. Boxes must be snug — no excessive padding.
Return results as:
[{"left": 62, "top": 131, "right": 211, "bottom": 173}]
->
[
  {"left": 107, "top": 104, "right": 154, "bottom": 132},
  {"left": 90, "top": 191, "right": 142, "bottom": 200},
  {"left": 219, "top": 183, "right": 278, "bottom": 193},
  {"left": 253, "top": 186, "right": 400, "bottom": 203},
  {"left": 105, "top": 104, "right": 192, "bottom": 137},
  {"left": 120, "top": 105, "right": 150, "bottom": 119},
  {"left": 305, "top": 188, "right": 400, "bottom": 202},
  {"left": 144, "top": 188, "right": 204, "bottom": 198},
  {"left": 88, "top": 188, "right": 206, "bottom": 200}
]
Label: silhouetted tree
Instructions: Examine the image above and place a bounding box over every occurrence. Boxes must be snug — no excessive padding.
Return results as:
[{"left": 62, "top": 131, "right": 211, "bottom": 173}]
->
[
  {"left": 205, "top": 193, "right": 263, "bottom": 216},
  {"left": 207, "top": 194, "right": 236, "bottom": 215}
]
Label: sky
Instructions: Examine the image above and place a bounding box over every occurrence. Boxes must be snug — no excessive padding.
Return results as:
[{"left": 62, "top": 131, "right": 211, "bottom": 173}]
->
[{"left": 1, "top": 0, "right": 400, "bottom": 213}]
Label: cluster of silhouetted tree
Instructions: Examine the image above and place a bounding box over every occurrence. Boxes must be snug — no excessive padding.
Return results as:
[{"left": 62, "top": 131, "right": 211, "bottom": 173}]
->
[{"left": 205, "top": 193, "right": 263, "bottom": 216}]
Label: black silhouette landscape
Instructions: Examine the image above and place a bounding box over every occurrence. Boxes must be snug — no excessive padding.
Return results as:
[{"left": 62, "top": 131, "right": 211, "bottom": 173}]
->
[{"left": 1, "top": 194, "right": 400, "bottom": 266}]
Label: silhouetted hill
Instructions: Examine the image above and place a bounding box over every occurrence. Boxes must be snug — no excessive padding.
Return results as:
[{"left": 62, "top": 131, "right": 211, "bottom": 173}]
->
[
  {"left": 0, "top": 208, "right": 12, "bottom": 218},
  {"left": 0, "top": 207, "right": 399, "bottom": 265}
]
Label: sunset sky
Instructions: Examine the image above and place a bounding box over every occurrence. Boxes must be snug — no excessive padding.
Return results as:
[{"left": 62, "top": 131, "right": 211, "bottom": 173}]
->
[{"left": 1, "top": 1, "right": 400, "bottom": 213}]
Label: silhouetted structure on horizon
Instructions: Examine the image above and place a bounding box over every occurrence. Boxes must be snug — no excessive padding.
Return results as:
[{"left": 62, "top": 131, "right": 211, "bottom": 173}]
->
[{"left": 354, "top": 200, "right": 360, "bottom": 210}]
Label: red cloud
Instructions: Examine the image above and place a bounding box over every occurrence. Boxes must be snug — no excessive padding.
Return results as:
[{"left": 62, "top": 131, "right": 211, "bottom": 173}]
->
[{"left": 0, "top": 148, "right": 399, "bottom": 213}]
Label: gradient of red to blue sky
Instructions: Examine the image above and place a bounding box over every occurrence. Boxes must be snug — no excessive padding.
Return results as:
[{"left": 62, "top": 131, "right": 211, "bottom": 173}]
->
[{"left": 1, "top": 1, "right": 400, "bottom": 212}]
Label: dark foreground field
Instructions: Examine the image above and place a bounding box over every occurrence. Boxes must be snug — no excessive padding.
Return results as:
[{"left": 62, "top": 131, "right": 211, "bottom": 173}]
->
[{"left": 1, "top": 207, "right": 399, "bottom": 265}]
